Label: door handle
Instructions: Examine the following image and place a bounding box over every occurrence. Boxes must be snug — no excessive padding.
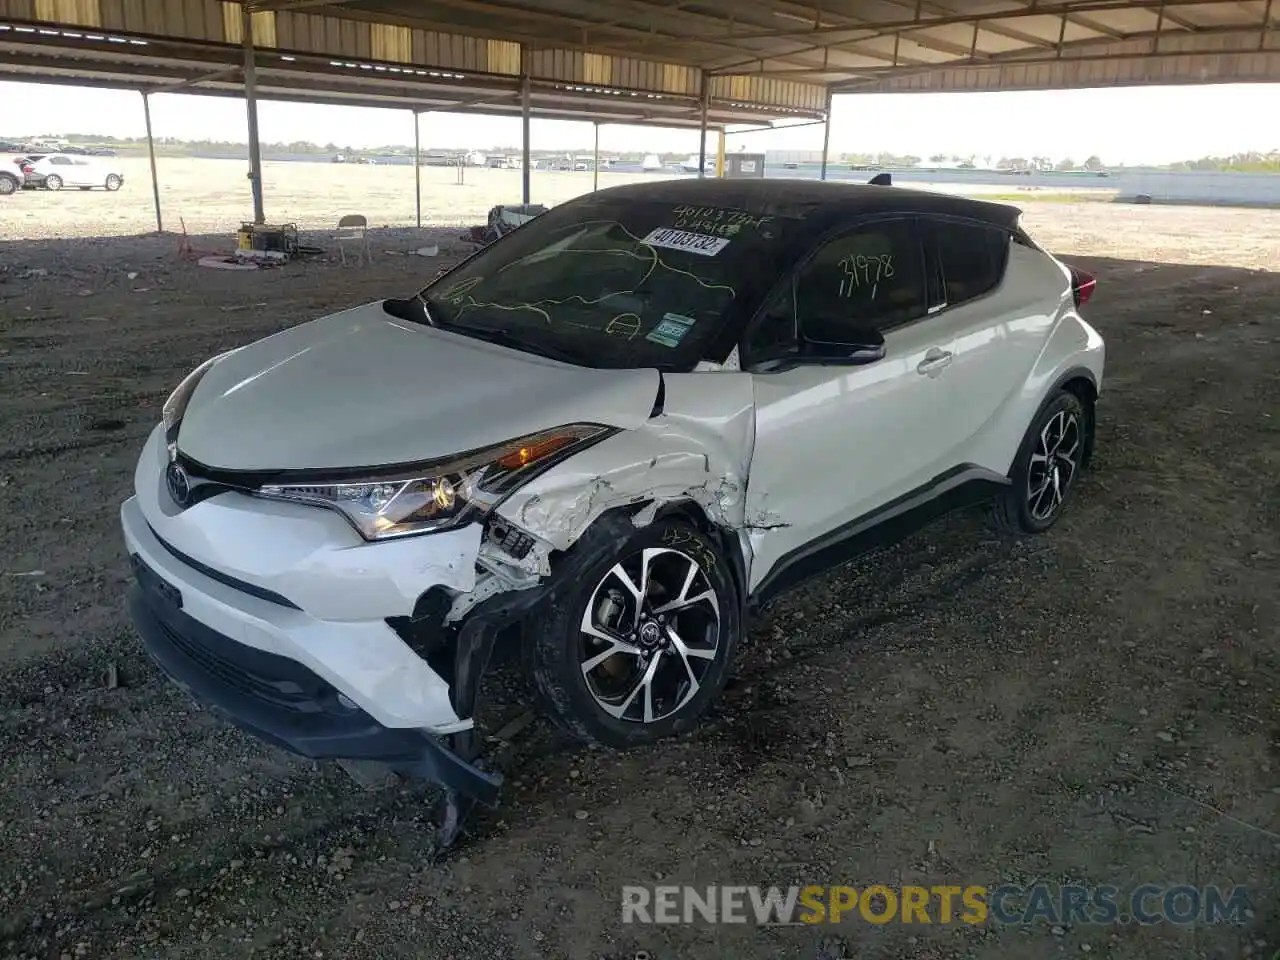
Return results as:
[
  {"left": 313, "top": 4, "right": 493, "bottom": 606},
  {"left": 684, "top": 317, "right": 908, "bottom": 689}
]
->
[{"left": 917, "top": 348, "right": 954, "bottom": 376}]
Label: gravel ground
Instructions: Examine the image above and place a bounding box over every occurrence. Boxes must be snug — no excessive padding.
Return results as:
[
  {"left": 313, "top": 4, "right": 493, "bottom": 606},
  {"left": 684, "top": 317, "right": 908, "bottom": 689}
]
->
[{"left": 0, "top": 203, "right": 1277, "bottom": 960}]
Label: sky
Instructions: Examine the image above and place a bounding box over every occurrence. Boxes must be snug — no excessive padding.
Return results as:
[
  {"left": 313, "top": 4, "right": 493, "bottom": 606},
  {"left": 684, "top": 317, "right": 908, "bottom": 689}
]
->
[{"left": 2, "top": 79, "right": 1278, "bottom": 165}]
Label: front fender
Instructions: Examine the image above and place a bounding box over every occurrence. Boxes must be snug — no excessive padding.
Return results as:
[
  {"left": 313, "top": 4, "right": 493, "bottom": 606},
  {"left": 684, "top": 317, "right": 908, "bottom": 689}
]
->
[{"left": 494, "top": 371, "right": 757, "bottom": 568}]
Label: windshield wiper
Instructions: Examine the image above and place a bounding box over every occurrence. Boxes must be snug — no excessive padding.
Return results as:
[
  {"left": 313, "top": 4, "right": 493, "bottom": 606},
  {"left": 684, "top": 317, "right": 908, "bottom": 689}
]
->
[{"left": 446, "top": 325, "right": 582, "bottom": 366}]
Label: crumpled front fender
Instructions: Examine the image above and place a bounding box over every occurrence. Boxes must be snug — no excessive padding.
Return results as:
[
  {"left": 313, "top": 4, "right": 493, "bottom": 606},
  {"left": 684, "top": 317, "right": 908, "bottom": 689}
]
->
[{"left": 493, "top": 371, "right": 757, "bottom": 573}]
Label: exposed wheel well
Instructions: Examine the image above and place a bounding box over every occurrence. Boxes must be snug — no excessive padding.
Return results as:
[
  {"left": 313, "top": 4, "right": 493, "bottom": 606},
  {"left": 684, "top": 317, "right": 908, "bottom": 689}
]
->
[
  {"left": 1058, "top": 375, "right": 1098, "bottom": 467},
  {"left": 647, "top": 500, "right": 749, "bottom": 618}
]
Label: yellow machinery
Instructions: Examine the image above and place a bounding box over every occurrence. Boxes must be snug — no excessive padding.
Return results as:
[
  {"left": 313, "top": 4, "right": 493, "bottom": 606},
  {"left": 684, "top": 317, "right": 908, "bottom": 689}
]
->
[{"left": 235, "top": 222, "right": 299, "bottom": 261}]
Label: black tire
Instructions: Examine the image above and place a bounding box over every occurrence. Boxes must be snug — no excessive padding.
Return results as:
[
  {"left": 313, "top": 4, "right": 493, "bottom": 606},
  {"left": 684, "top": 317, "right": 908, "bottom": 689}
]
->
[
  {"left": 105, "top": 174, "right": 122, "bottom": 191},
  {"left": 44, "top": 174, "right": 63, "bottom": 191},
  {"left": 530, "top": 515, "right": 741, "bottom": 748},
  {"left": 991, "top": 390, "right": 1089, "bottom": 534},
  {"left": 0, "top": 174, "right": 16, "bottom": 196}
]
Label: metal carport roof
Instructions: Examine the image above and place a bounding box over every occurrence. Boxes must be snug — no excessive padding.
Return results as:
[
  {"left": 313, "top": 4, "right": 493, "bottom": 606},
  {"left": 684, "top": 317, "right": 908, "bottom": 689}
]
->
[{"left": 1, "top": 0, "right": 1275, "bottom": 228}]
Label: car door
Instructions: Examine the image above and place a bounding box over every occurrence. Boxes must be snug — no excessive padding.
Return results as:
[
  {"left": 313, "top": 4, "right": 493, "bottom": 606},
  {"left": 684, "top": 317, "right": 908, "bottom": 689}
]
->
[
  {"left": 742, "top": 216, "right": 960, "bottom": 594},
  {"left": 918, "top": 216, "right": 1053, "bottom": 475},
  {"left": 47, "top": 155, "right": 73, "bottom": 183},
  {"left": 70, "top": 159, "right": 95, "bottom": 186}
]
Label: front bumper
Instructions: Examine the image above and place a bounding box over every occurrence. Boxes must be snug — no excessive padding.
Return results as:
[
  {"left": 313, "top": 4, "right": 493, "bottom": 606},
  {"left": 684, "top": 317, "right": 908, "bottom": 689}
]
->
[
  {"left": 121, "top": 424, "right": 484, "bottom": 734},
  {"left": 128, "top": 564, "right": 500, "bottom": 805}
]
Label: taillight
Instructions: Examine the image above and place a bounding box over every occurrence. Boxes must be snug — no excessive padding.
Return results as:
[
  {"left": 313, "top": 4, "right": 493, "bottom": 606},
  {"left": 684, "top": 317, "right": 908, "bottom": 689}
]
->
[{"left": 1070, "top": 267, "right": 1096, "bottom": 308}]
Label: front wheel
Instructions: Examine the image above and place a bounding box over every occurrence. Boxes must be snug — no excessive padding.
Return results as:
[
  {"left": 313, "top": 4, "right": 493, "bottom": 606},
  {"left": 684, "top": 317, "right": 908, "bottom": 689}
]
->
[
  {"left": 0, "top": 175, "right": 16, "bottom": 196},
  {"left": 44, "top": 175, "right": 63, "bottom": 191},
  {"left": 991, "top": 390, "right": 1089, "bottom": 534},
  {"left": 530, "top": 517, "right": 740, "bottom": 748},
  {"left": 105, "top": 174, "right": 122, "bottom": 191}
]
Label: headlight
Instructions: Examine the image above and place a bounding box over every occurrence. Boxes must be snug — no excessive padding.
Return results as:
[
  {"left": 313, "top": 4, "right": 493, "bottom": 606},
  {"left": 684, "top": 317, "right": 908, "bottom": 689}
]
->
[
  {"left": 256, "top": 424, "right": 612, "bottom": 540},
  {"left": 162, "top": 350, "right": 235, "bottom": 441}
]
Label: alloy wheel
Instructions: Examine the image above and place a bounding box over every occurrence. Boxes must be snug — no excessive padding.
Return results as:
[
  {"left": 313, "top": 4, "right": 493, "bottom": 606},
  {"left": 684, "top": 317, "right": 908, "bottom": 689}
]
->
[
  {"left": 579, "top": 547, "right": 721, "bottom": 725},
  {"left": 1027, "top": 409, "right": 1082, "bottom": 522}
]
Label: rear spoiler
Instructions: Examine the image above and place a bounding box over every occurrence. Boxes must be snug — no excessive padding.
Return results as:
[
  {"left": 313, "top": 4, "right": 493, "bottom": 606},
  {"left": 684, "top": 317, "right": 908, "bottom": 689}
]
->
[{"left": 868, "top": 173, "right": 892, "bottom": 186}]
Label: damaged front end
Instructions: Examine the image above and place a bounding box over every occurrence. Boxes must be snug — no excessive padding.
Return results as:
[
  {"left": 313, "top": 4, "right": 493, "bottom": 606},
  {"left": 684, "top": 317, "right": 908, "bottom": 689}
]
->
[
  {"left": 127, "top": 340, "right": 761, "bottom": 852},
  {"left": 383, "top": 370, "right": 760, "bottom": 846}
]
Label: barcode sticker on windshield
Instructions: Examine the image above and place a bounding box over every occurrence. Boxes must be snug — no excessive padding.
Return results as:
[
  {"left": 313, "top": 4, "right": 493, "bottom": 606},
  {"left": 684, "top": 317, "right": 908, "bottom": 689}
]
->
[{"left": 641, "top": 228, "right": 730, "bottom": 257}]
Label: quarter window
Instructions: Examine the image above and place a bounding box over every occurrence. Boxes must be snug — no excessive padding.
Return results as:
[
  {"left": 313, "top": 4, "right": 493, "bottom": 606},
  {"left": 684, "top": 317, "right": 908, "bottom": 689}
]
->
[
  {"left": 926, "top": 219, "right": 1010, "bottom": 306},
  {"left": 794, "top": 219, "right": 926, "bottom": 337}
]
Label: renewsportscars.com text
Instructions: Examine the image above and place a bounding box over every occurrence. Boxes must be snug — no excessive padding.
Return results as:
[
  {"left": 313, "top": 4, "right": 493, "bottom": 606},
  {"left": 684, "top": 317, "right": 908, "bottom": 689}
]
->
[{"left": 621, "top": 884, "right": 1253, "bottom": 927}]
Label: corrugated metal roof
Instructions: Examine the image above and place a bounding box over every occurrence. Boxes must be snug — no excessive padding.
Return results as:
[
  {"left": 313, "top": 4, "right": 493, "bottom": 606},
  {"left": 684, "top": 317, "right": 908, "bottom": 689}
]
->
[{"left": 1, "top": 0, "right": 1276, "bottom": 123}]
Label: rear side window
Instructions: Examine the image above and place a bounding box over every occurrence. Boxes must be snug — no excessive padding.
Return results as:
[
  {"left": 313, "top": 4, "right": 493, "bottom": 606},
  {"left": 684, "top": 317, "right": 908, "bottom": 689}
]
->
[{"left": 926, "top": 218, "right": 1010, "bottom": 307}]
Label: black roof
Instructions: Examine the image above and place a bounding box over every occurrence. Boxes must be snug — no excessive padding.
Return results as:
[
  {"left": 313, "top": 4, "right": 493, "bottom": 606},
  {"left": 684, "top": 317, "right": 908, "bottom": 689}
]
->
[{"left": 582, "top": 177, "right": 1022, "bottom": 232}]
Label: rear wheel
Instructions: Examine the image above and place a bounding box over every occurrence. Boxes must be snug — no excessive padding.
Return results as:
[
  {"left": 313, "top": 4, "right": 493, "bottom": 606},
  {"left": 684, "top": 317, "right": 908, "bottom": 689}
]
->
[
  {"left": 991, "top": 390, "right": 1088, "bottom": 534},
  {"left": 105, "top": 174, "right": 122, "bottom": 191},
  {"left": 530, "top": 516, "right": 740, "bottom": 748},
  {"left": 44, "top": 174, "right": 63, "bottom": 191}
]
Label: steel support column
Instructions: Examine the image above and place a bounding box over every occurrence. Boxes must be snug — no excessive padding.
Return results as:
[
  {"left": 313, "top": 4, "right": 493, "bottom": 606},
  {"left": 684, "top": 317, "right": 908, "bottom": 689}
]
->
[
  {"left": 697, "top": 75, "right": 709, "bottom": 178},
  {"left": 413, "top": 109, "right": 422, "bottom": 229},
  {"left": 819, "top": 93, "right": 833, "bottom": 181},
  {"left": 592, "top": 122, "right": 600, "bottom": 191},
  {"left": 140, "top": 91, "right": 162, "bottom": 233},
  {"left": 241, "top": 3, "right": 265, "bottom": 224},
  {"left": 520, "top": 46, "right": 531, "bottom": 205}
]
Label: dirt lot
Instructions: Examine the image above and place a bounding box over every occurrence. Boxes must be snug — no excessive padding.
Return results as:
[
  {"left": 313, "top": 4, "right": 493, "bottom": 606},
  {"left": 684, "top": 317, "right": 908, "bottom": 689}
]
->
[
  {"left": 1, "top": 156, "right": 660, "bottom": 239},
  {"left": 0, "top": 195, "right": 1277, "bottom": 960}
]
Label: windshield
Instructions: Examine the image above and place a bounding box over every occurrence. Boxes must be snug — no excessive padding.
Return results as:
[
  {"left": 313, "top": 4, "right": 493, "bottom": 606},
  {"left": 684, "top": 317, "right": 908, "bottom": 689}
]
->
[{"left": 418, "top": 196, "right": 799, "bottom": 370}]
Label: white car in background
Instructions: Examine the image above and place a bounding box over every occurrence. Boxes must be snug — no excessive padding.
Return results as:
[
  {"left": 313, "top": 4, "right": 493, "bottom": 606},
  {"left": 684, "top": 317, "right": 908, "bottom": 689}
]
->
[
  {"left": 121, "top": 177, "right": 1103, "bottom": 848},
  {"left": 29, "top": 153, "right": 124, "bottom": 192},
  {"left": 0, "top": 156, "right": 21, "bottom": 195}
]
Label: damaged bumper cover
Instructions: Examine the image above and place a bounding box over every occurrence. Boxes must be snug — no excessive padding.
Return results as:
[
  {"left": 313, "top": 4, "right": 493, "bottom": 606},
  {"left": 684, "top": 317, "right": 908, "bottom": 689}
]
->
[
  {"left": 128, "top": 570, "right": 502, "bottom": 806},
  {"left": 120, "top": 424, "right": 545, "bottom": 810}
]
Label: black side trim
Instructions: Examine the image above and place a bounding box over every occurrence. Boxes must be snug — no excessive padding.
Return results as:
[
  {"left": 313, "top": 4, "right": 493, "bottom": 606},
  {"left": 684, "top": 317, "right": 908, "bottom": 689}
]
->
[
  {"left": 148, "top": 524, "right": 301, "bottom": 609},
  {"left": 749, "top": 464, "right": 1010, "bottom": 608}
]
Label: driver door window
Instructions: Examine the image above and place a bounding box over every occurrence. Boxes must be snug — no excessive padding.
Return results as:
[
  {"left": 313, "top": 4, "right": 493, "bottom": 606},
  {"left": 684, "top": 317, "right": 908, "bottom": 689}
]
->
[{"left": 795, "top": 219, "right": 927, "bottom": 340}]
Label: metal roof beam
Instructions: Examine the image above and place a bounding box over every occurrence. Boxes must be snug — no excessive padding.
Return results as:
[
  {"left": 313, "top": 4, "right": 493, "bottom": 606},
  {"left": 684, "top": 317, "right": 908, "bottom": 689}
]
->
[
  {"left": 652, "top": 0, "right": 1256, "bottom": 43},
  {"left": 152, "top": 65, "right": 241, "bottom": 93},
  {"left": 831, "top": 22, "right": 1277, "bottom": 88},
  {"left": 279, "top": 0, "right": 847, "bottom": 71}
]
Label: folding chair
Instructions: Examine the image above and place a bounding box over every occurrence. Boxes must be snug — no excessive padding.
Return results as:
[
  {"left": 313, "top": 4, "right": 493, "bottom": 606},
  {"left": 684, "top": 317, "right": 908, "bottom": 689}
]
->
[{"left": 335, "top": 214, "right": 371, "bottom": 266}]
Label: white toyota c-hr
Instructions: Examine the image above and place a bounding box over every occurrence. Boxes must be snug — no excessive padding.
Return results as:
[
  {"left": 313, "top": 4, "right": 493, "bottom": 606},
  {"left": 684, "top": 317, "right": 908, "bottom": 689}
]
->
[{"left": 121, "top": 178, "right": 1103, "bottom": 845}]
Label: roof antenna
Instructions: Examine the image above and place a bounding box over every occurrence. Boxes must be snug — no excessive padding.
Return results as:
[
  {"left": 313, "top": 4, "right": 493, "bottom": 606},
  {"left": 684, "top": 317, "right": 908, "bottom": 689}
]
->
[{"left": 869, "top": 173, "right": 892, "bottom": 186}]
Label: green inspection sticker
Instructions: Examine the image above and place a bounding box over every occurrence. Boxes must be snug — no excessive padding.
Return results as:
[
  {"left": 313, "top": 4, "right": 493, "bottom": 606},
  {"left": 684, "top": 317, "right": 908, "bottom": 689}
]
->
[{"left": 645, "top": 313, "right": 697, "bottom": 348}]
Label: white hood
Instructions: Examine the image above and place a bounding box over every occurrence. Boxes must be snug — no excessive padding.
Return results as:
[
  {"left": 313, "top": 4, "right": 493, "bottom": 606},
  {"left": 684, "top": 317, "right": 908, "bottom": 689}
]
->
[{"left": 176, "top": 302, "right": 661, "bottom": 471}]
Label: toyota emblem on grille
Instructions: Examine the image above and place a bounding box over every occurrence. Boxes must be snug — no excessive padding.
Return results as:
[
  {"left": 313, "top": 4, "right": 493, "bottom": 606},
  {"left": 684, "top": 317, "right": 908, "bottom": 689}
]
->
[{"left": 165, "top": 462, "right": 191, "bottom": 507}]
